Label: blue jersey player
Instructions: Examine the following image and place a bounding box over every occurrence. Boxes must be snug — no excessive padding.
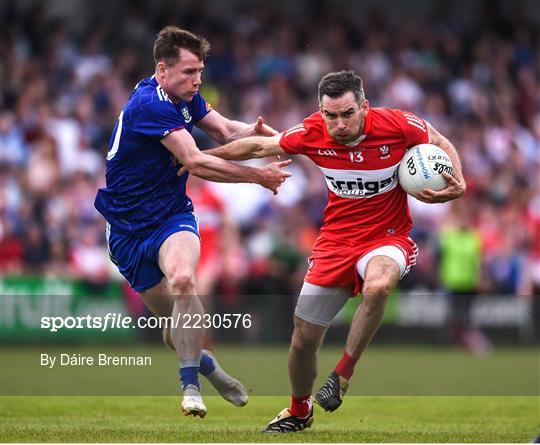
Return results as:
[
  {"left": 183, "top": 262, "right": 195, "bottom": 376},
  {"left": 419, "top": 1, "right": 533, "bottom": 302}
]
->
[{"left": 94, "top": 26, "right": 291, "bottom": 418}]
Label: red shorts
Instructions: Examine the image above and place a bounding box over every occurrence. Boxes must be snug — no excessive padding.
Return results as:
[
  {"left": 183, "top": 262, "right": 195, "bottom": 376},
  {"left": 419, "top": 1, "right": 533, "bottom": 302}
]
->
[{"left": 304, "top": 235, "right": 418, "bottom": 295}]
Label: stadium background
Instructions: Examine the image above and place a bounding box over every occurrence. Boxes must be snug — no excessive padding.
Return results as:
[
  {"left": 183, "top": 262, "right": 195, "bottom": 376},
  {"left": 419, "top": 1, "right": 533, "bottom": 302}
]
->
[
  {"left": 1, "top": 1, "right": 539, "bottom": 442},
  {"left": 1, "top": 0, "right": 539, "bottom": 390}
]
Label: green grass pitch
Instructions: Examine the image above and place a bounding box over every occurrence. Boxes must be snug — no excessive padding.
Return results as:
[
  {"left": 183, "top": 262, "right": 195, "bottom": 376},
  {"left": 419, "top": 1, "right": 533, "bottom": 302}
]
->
[
  {"left": 1, "top": 345, "right": 539, "bottom": 442},
  {"left": 1, "top": 395, "right": 538, "bottom": 442}
]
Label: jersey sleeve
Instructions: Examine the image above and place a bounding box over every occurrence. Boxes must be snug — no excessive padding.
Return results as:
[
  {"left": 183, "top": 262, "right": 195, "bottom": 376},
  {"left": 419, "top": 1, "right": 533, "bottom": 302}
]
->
[
  {"left": 397, "top": 110, "right": 429, "bottom": 147},
  {"left": 192, "top": 93, "right": 213, "bottom": 123},
  {"left": 133, "top": 101, "right": 184, "bottom": 139},
  {"left": 279, "top": 124, "right": 307, "bottom": 155}
]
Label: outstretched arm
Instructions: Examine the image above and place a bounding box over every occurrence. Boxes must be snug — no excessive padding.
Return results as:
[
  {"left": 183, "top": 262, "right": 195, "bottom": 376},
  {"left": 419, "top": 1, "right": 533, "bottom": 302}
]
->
[
  {"left": 414, "top": 122, "right": 466, "bottom": 203},
  {"left": 162, "top": 130, "right": 291, "bottom": 194},
  {"left": 203, "top": 134, "right": 286, "bottom": 161},
  {"left": 197, "top": 111, "right": 277, "bottom": 144}
]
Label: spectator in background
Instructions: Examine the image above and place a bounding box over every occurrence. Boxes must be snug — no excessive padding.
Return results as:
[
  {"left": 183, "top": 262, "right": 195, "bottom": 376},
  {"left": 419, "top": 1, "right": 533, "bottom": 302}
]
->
[
  {"left": 188, "top": 175, "right": 242, "bottom": 297},
  {"left": 439, "top": 203, "right": 492, "bottom": 355},
  {"left": 187, "top": 174, "right": 245, "bottom": 346}
]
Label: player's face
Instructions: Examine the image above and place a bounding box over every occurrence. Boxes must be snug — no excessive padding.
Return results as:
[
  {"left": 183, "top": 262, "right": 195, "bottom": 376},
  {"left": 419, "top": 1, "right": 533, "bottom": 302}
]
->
[
  {"left": 320, "top": 92, "right": 369, "bottom": 144},
  {"left": 157, "top": 48, "right": 204, "bottom": 103}
]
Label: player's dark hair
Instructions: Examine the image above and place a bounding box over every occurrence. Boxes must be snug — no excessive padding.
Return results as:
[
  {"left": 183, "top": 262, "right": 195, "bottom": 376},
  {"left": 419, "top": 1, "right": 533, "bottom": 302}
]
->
[
  {"left": 318, "top": 71, "right": 365, "bottom": 103},
  {"left": 153, "top": 26, "right": 210, "bottom": 65}
]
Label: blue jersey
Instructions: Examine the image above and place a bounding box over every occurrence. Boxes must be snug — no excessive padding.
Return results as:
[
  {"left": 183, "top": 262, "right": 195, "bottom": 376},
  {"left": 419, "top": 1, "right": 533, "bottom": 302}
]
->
[{"left": 94, "top": 76, "right": 211, "bottom": 237}]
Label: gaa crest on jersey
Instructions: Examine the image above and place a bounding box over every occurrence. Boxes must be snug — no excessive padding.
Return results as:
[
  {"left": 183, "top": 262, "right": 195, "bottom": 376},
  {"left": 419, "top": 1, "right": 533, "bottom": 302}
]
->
[
  {"left": 318, "top": 148, "right": 338, "bottom": 156},
  {"left": 181, "top": 107, "right": 192, "bottom": 123},
  {"left": 379, "top": 145, "right": 390, "bottom": 159}
]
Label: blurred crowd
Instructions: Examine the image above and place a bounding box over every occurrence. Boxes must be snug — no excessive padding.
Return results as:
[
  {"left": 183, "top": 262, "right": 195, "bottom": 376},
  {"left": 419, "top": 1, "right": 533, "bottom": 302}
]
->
[{"left": 1, "top": 0, "right": 539, "bottom": 304}]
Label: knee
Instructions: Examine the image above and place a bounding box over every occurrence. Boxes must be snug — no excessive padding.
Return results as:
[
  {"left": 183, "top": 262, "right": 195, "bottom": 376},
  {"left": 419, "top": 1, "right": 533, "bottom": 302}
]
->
[
  {"left": 162, "top": 327, "right": 175, "bottom": 350},
  {"left": 362, "top": 277, "right": 393, "bottom": 300},
  {"left": 168, "top": 269, "right": 196, "bottom": 295},
  {"left": 361, "top": 279, "right": 392, "bottom": 314},
  {"left": 291, "top": 325, "right": 323, "bottom": 354}
]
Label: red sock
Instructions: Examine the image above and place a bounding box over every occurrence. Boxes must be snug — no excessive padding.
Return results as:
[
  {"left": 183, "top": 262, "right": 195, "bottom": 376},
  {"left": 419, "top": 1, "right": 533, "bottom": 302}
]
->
[
  {"left": 289, "top": 395, "right": 311, "bottom": 418},
  {"left": 334, "top": 351, "right": 358, "bottom": 381}
]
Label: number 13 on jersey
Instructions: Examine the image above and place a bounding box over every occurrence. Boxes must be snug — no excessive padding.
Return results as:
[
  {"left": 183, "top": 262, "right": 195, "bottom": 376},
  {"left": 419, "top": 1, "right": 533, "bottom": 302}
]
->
[{"left": 348, "top": 150, "right": 363, "bottom": 163}]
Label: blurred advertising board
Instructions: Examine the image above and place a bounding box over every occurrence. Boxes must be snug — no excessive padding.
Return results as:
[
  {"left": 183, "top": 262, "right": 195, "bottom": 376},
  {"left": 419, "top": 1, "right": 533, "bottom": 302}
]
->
[{"left": 1, "top": 276, "right": 134, "bottom": 341}]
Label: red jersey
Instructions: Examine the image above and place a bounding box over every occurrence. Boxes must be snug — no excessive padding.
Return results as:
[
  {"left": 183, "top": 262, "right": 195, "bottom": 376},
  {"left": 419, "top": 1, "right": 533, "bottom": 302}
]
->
[
  {"left": 279, "top": 107, "right": 429, "bottom": 244},
  {"left": 188, "top": 183, "right": 225, "bottom": 252}
]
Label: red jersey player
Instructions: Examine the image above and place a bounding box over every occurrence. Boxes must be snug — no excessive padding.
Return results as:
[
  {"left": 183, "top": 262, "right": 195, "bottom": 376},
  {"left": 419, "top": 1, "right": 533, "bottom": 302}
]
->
[
  {"left": 205, "top": 71, "right": 466, "bottom": 432},
  {"left": 188, "top": 175, "right": 230, "bottom": 296}
]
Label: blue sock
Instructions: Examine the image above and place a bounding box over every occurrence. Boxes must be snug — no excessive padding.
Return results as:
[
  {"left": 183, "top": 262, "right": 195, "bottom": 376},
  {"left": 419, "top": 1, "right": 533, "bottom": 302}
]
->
[
  {"left": 199, "top": 351, "right": 215, "bottom": 376},
  {"left": 179, "top": 366, "right": 200, "bottom": 390}
]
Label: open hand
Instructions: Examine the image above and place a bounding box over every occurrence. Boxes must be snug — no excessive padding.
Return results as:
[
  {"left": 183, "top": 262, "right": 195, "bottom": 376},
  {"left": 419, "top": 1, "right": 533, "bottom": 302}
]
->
[
  {"left": 260, "top": 159, "right": 292, "bottom": 195},
  {"left": 414, "top": 172, "right": 466, "bottom": 203}
]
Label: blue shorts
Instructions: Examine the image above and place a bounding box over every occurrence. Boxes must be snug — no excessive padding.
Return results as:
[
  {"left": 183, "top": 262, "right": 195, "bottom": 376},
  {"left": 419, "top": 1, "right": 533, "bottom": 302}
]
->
[{"left": 106, "top": 212, "right": 200, "bottom": 292}]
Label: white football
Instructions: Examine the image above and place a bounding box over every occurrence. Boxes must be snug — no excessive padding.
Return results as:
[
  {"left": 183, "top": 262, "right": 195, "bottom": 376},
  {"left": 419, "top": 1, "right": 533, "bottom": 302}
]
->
[{"left": 398, "top": 144, "right": 453, "bottom": 195}]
